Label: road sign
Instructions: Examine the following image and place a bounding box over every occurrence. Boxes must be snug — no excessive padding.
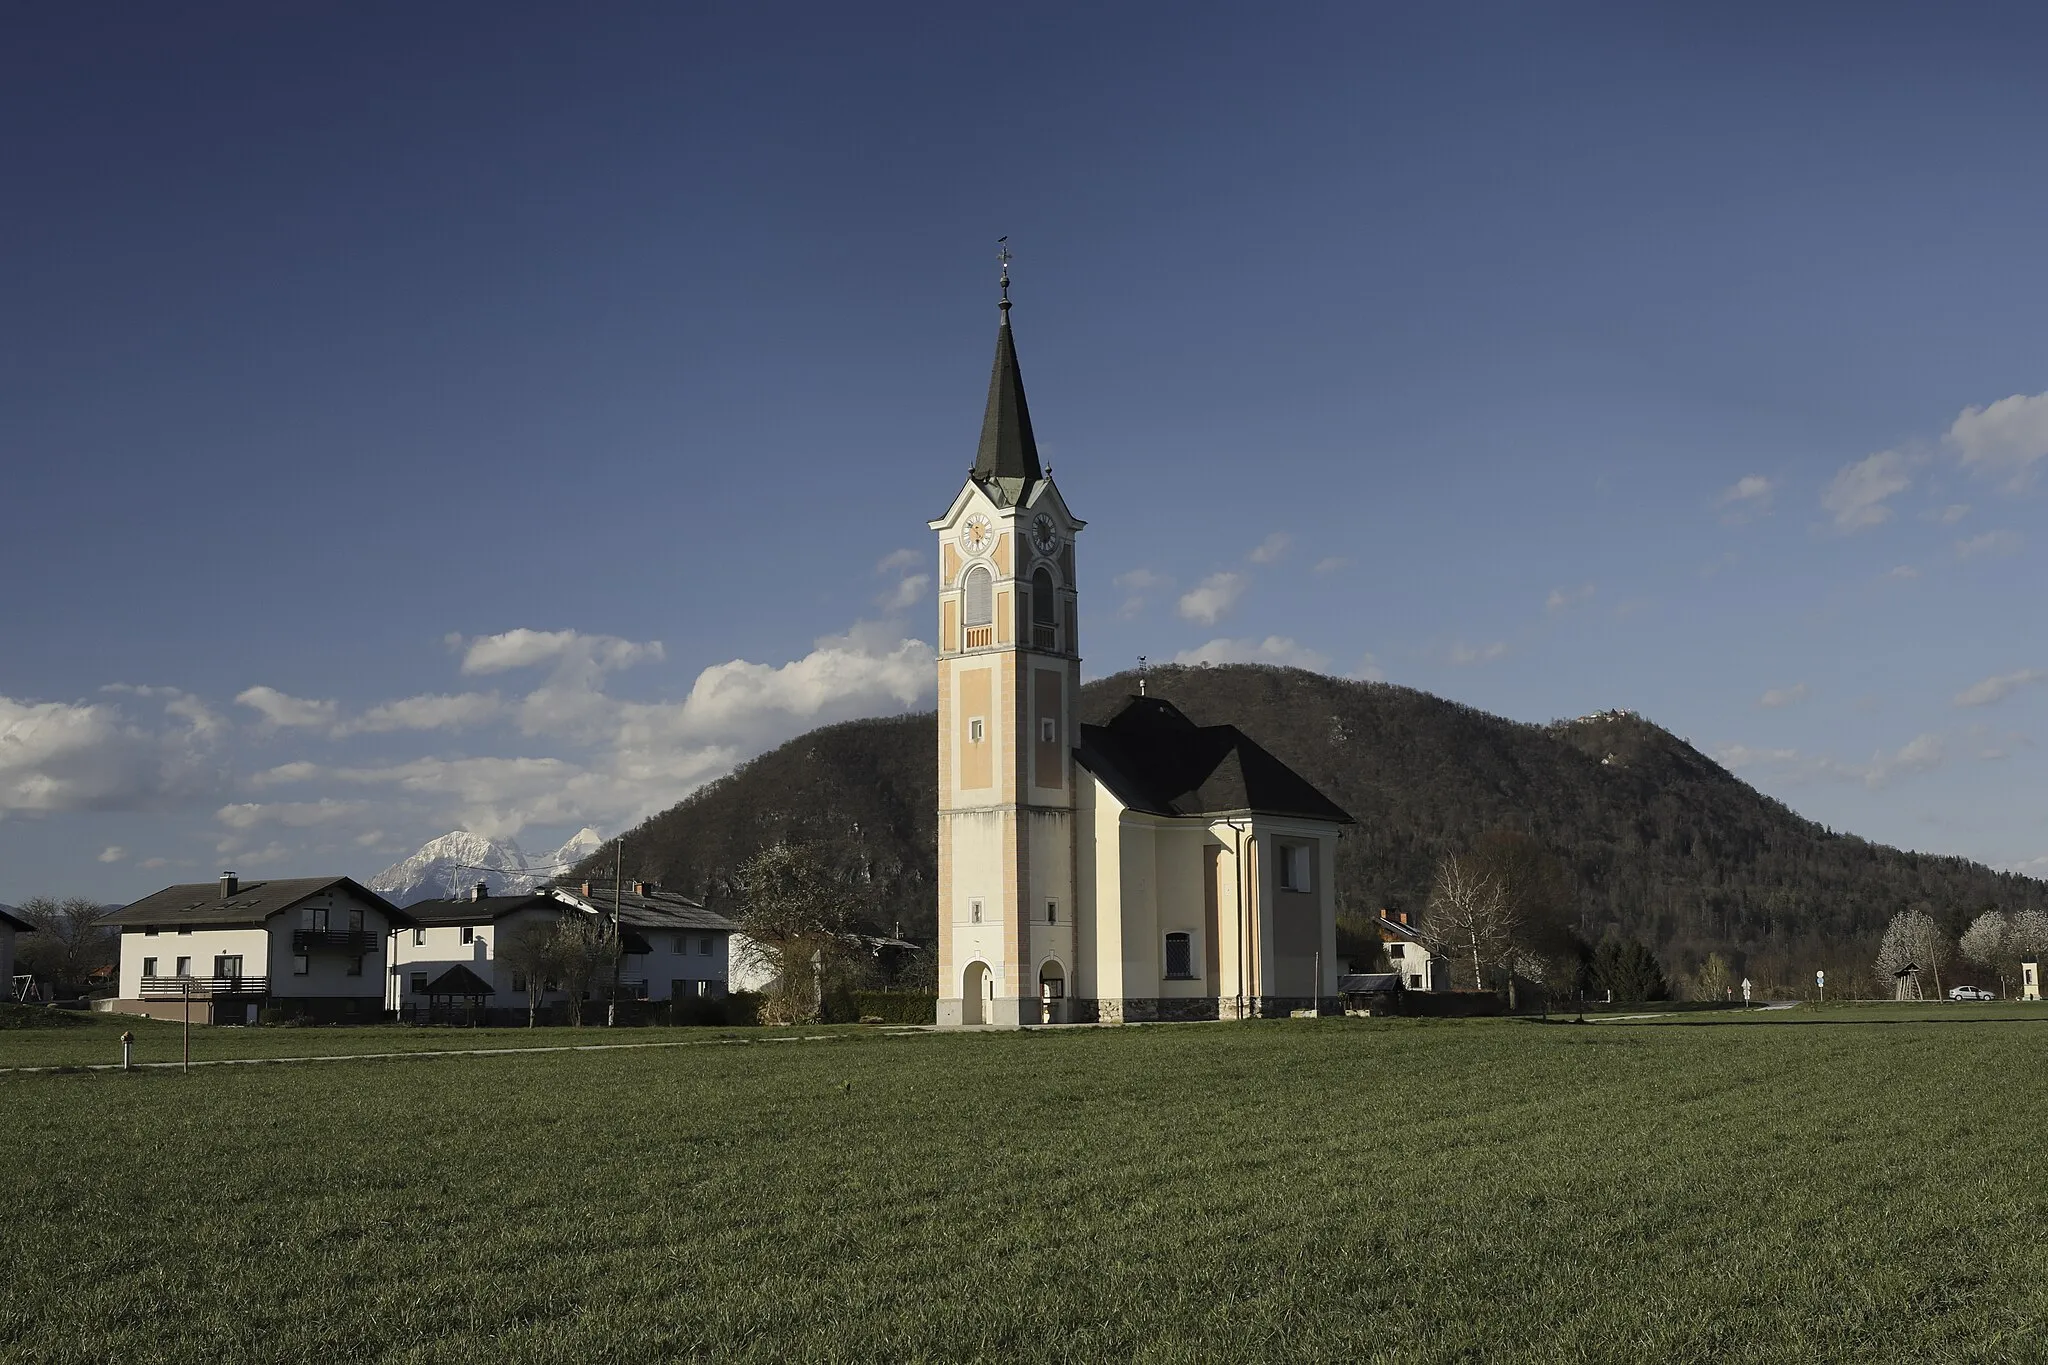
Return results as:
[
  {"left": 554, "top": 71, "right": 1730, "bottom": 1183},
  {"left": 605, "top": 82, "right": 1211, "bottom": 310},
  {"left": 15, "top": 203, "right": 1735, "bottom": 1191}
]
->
[
  {"left": 1741, "top": 977, "right": 1752, "bottom": 1004},
  {"left": 1816, "top": 968, "right": 1825, "bottom": 1002}
]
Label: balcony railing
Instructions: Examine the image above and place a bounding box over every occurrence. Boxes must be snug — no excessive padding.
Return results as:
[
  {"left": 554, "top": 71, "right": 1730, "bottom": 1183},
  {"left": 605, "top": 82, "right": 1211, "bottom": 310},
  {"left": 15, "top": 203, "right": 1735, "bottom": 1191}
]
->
[
  {"left": 292, "top": 930, "right": 379, "bottom": 954},
  {"left": 140, "top": 975, "right": 270, "bottom": 999},
  {"left": 964, "top": 625, "right": 993, "bottom": 649},
  {"left": 1032, "top": 623, "right": 1057, "bottom": 651}
]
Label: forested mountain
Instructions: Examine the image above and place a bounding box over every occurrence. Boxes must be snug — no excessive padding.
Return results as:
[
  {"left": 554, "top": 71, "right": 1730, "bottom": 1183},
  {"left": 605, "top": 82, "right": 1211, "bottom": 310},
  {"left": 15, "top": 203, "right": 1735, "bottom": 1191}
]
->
[{"left": 579, "top": 664, "right": 2045, "bottom": 991}]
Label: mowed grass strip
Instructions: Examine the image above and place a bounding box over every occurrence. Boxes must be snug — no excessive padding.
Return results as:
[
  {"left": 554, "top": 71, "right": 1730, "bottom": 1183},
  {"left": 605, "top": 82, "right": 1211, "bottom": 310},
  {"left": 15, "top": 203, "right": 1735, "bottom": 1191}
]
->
[{"left": 5, "top": 1017, "right": 2046, "bottom": 1364}]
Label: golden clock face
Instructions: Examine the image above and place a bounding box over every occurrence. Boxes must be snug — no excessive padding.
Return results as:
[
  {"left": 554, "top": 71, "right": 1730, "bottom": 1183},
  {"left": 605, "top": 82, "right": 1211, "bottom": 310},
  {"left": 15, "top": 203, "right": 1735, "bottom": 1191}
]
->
[
  {"left": 960, "top": 513, "right": 993, "bottom": 556},
  {"left": 1031, "top": 514, "right": 1058, "bottom": 554}
]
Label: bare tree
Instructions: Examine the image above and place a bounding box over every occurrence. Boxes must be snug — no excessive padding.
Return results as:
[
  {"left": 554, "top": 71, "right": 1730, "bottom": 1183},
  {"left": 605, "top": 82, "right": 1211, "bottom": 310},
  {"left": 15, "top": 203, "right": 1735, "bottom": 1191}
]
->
[
  {"left": 497, "top": 919, "right": 565, "bottom": 1028},
  {"left": 15, "top": 897, "right": 118, "bottom": 995},
  {"left": 548, "top": 916, "right": 618, "bottom": 1028},
  {"left": 733, "top": 843, "right": 866, "bottom": 1025},
  {"left": 1959, "top": 911, "right": 2014, "bottom": 997},
  {"left": 1693, "top": 952, "right": 1733, "bottom": 1002},
  {"left": 1419, "top": 854, "right": 1518, "bottom": 990},
  {"left": 1874, "top": 907, "right": 1951, "bottom": 997}
]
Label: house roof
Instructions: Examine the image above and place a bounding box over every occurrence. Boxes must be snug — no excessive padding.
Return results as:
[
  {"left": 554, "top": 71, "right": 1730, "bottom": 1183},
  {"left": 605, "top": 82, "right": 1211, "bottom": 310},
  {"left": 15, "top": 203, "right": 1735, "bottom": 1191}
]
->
[
  {"left": 107, "top": 877, "right": 414, "bottom": 928},
  {"left": 0, "top": 905, "right": 35, "bottom": 933},
  {"left": 550, "top": 884, "right": 739, "bottom": 934},
  {"left": 1374, "top": 914, "right": 1426, "bottom": 943},
  {"left": 404, "top": 893, "right": 558, "bottom": 926},
  {"left": 1339, "top": 972, "right": 1403, "bottom": 995},
  {"left": 970, "top": 311, "right": 1043, "bottom": 505},
  {"left": 1076, "top": 695, "right": 1355, "bottom": 825},
  {"left": 422, "top": 964, "right": 495, "bottom": 996}
]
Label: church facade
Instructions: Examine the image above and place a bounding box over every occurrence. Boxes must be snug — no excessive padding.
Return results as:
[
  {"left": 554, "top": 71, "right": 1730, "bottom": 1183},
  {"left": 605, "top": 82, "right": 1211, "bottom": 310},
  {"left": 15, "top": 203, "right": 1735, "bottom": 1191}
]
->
[{"left": 931, "top": 282, "right": 1354, "bottom": 1027}]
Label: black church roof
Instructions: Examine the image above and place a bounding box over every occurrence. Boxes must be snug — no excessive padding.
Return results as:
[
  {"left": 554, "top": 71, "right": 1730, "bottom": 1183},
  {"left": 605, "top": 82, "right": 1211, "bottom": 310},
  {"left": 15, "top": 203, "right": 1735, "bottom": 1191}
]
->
[
  {"left": 1075, "top": 696, "right": 1355, "bottom": 825},
  {"left": 971, "top": 314, "right": 1043, "bottom": 505}
]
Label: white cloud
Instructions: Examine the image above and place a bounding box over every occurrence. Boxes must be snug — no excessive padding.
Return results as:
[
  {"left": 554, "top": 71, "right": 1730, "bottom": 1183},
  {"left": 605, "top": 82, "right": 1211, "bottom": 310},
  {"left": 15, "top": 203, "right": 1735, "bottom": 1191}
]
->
[
  {"left": 1247, "top": 533, "right": 1291, "bottom": 565},
  {"left": 1114, "top": 567, "right": 1171, "bottom": 618},
  {"left": 0, "top": 691, "right": 224, "bottom": 817},
  {"left": 1883, "top": 565, "right": 1921, "bottom": 581},
  {"left": 250, "top": 761, "right": 322, "bottom": 787},
  {"left": 139, "top": 857, "right": 170, "bottom": 870},
  {"left": 1351, "top": 654, "right": 1387, "bottom": 683},
  {"left": 1930, "top": 503, "right": 1970, "bottom": 526},
  {"left": 1947, "top": 391, "right": 2048, "bottom": 491},
  {"left": 234, "top": 686, "right": 338, "bottom": 730},
  {"left": 1717, "top": 475, "right": 1775, "bottom": 520},
  {"left": 876, "top": 574, "right": 930, "bottom": 612},
  {"left": 339, "top": 692, "right": 504, "bottom": 736},
  {"left": 1821, "top": 450, "right": 1913, "bottom": 532},
  {"left": 1171, "top": 637, "right": 1332, "bottom": 671},
  {"left": 1954, "top": 669, "right": 2048, "bottom": 708},
  {"left": 1177, "top": 572, "right": 1245, "bottom": 626},
  {"left": 456, "top": 629, "right": 663, "bottom": 677},
  {"left": 97, "top": 846, "right": 125, "bottom": 863},
  {"left": 1545, "top": 583, "right": 1596, "bottom": 613},
  {"left": 874, "top": 548, "right": 922, "bottom": 575},
  {"left": 1758, "top": 683, "right": 1809, "bottom": 709},
  {"left": 215, "top": 799, "right": 369, "bottom": 831},
  {"left": 1865, "top": 733, "right": 1945, "bottom": 788},
  {"left": 1955, "top": 529, "right": 2023, "bottom": 559},
  {"left": 1312, "top": 556, "right": 1349, "bottom": 576},
  {"left": 1447, "top": 640, "right": 1509, "bottom": 666}
]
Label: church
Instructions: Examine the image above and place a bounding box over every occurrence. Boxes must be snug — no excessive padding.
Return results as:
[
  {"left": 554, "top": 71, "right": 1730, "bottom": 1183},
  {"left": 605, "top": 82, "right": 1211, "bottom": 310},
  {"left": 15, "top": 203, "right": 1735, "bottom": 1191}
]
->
[{"left": 931, "top": 268, "right": 1355, "bottom": 1027}]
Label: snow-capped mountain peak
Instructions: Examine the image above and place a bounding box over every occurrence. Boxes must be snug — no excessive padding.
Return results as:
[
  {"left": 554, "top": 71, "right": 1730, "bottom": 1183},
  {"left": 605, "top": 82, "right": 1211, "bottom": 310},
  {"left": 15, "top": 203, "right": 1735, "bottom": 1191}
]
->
[{"left": 370, "top": 827, "right": 604, "bottom": 906}]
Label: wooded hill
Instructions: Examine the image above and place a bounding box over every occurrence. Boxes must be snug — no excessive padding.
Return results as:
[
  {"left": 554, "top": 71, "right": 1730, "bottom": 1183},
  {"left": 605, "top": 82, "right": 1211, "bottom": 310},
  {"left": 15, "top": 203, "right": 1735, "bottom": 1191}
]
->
[{"left": 579, "top": 664, "right": 2045, "bottom": 991}]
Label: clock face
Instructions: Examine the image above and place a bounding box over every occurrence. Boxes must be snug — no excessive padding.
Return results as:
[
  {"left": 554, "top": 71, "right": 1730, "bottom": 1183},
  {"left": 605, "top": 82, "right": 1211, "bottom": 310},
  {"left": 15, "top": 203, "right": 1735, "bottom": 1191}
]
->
[
  {"left": 960, "top": 513, "right": 993, "bottom": 556},
  {"left": 1031, "top": 514, "right": 1058, "bottom": 554}
]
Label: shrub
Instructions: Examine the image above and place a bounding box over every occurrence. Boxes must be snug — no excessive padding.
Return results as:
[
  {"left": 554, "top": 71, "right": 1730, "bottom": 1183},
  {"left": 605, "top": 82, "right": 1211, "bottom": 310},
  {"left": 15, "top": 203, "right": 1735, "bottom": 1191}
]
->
[
  {"left": 851, "top": 991, "right": 937, "bottom": 1025},
  {"left": 0, "top": 1003, "right": 91, "bottom": 1030}
]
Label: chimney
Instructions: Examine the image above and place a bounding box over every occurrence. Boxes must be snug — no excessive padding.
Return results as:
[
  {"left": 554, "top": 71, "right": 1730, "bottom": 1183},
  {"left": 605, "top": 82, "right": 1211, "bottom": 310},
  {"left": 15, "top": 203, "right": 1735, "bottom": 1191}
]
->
[
  {"left": 1397, "top": 910, "right": 1409, "bottom": 926},
  {"left": 580, "top": 881, "right": 591, "bottom": 897},
  {"left": 635, "top": 880, "right": 657, "bottom": 897},
  {"left": 472, "top": 880, "right": 488, "bottom": 902},
  {"left": 220, "top": 871, "right": 239, "bottom": 899}
]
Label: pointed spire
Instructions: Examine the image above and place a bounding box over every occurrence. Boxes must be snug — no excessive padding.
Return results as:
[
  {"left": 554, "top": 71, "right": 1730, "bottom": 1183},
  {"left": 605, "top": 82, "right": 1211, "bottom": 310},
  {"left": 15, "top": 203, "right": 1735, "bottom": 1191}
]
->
[{"left": 973, "top": 239, "right": 1043, "bottom": 486}]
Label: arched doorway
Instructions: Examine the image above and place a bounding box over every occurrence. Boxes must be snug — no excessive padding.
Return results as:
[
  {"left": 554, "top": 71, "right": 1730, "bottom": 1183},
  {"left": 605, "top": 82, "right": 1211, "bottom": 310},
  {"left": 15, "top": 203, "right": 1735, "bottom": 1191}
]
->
[
  {"left": 962, "top": 961, "right": 990, "bottom": 1025},
  {"left": 1038, "top": 959, "right": 1066, "bottom": 1025}
]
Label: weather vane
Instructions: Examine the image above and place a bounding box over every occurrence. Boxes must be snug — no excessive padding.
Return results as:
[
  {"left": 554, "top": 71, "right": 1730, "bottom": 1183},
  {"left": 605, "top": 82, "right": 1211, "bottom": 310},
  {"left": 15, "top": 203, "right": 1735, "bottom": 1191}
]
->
[
  {"left": 998, "top": 236, "right": 1012, "bottom": 313},
  {"left": 1138, "top": 655, "right": 1147, "bottom": 696}
]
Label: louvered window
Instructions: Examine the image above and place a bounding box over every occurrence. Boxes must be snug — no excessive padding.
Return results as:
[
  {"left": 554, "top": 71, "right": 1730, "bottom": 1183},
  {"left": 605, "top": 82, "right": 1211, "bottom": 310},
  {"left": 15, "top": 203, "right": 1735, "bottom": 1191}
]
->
[
  {"left": 963, "top": 566, "right": 993, "bottom": 647},
  {"left": 1031, "top": 568, "right": 1056, "bottom": 649}
]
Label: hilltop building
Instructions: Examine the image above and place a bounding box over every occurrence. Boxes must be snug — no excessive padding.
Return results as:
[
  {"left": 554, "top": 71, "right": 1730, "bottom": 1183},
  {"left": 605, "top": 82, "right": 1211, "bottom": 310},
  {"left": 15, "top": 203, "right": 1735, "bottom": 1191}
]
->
[{"left": 931, "top": 268, "right": 1354, "bottom": 1026}]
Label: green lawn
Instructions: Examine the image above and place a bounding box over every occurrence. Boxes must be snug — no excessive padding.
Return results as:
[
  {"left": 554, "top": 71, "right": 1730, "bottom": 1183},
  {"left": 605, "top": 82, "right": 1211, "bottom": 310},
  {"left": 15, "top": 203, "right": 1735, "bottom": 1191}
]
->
[{"left": 5, "top": 1009, "right": 2046, "bottom": 1363}]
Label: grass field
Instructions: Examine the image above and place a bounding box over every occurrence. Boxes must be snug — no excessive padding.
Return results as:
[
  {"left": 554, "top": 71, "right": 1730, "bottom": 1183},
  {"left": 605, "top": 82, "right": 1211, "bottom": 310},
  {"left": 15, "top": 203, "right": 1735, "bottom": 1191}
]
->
[{"left": 6, "top": 1006, "right": 2047, "bottom": 1363}]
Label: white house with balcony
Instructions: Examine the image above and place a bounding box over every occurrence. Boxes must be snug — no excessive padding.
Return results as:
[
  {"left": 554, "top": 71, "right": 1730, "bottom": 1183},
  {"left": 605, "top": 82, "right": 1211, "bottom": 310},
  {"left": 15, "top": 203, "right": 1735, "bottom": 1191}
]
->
[
  {"left": 106, "top": 873, "right": 414, "bottom": 1024},
  {"left": 389, "top": 879, "right": 736, "bottom": 1022},
  {"left": 1375, "top": 910, "right": 1445, "bottom": 991}
]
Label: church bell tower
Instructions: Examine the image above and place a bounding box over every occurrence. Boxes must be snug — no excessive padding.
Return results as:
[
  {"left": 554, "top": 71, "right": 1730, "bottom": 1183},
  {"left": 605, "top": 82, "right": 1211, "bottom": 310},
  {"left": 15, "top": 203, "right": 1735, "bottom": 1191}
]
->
[{"left": 931, "top": 251, "right": 1085, "bottom": 1027}]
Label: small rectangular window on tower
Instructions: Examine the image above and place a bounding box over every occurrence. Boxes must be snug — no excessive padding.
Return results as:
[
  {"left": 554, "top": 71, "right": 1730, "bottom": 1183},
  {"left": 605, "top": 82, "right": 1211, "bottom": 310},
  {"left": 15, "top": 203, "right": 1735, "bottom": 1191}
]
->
[
  {"left": 1047, "top": 900, "right": 1058, "bottom": 924},
  {"left": 1278, "top": 843, "right": 1312, "bottom": 893},
  {"left": 968, "top": 717, "right": 985, "bottom": 744},
  {"left": 1039, "top": 717, "right": 1056, "bottom": 743},
  {"left": 969, "top": 898, "right": 984, "bottom": 925}
]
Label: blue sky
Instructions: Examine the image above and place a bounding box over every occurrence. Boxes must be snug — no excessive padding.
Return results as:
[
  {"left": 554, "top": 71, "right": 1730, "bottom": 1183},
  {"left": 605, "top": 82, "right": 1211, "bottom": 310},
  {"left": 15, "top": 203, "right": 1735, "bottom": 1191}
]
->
[{"left": 6, "top": 2, "right": 2046, "bottom": 903}]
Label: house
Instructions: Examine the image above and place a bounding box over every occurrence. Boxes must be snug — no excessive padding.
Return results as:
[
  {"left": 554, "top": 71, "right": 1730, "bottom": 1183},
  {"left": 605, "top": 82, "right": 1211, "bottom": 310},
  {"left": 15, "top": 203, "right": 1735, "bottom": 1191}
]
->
[
  {"left": 931, "top": 278, "right": 1356, "bottom": 1026},
  {"left": 390, "top": 879, "right": 737, "bottom": 1021},
  {"left": 2, "top": 905, "right": 33, "bottom": 1002},
  {"left": 1373, "top": 910, "right": 1446, "bottom": 992},
  {"left": 106, "top": 873, "right": 414, "bottom": 1024}
]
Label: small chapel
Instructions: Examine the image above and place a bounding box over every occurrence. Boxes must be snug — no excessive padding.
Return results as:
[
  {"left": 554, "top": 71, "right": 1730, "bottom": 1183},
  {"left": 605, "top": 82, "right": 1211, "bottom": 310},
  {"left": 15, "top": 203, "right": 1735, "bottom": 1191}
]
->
[{"left": 931, "top": 265, "right": 1355, "bottom": 1027}]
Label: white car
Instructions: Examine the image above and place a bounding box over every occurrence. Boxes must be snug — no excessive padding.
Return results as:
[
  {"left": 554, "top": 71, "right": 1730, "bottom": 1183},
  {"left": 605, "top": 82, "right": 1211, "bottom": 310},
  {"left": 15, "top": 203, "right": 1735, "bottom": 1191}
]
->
[{"left": 1948, "top": 985, "right": 1995, "bottom": 1002}]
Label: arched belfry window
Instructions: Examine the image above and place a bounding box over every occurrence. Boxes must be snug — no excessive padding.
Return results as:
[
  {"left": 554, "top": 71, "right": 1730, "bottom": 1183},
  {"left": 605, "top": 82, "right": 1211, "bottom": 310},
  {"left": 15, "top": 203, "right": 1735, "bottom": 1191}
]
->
[
  {"left": 1031, "top": 568, "right": 1056, "bottom": 650},
  {"left": 962, "top": 565, "right": 993, "bottom": 648}
]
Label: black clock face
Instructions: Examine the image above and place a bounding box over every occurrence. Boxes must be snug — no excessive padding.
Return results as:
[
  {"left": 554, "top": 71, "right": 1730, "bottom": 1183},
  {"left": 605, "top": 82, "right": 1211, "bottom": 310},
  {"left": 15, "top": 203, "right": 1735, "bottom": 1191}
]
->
[{"left": 1032, "top": 515, "right": 1057, "bottom": 553}]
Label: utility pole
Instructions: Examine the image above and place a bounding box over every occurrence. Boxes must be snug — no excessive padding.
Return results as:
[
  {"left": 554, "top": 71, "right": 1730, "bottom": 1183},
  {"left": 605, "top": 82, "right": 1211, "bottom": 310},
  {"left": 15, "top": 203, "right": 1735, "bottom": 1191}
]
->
[{"left": 608, "top": 838, "right": 623, "bottom": 1027}]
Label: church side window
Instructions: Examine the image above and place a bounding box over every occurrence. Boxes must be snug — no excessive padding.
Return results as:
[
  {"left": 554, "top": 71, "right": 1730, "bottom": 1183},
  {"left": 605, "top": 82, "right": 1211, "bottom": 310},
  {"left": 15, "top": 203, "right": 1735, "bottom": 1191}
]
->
[
  {"left": 1030, "top": 567, "right": 1056, "bottom": 650},
  {"left": 1278, "top": 843, "right": 1312, "bottom": 893},
  {"left": 963, "top": 566, "right": 993, "bottom": 648},
  {"left": 1164, "top": 932, "right": 1194, "bottom": 980}
]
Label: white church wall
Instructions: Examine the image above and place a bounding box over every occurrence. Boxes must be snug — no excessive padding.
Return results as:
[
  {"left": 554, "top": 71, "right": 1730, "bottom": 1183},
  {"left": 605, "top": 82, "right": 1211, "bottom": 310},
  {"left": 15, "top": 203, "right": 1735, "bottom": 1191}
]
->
[{"left": 1153, "top": 824, "right": 1212, "bottom": 1000}]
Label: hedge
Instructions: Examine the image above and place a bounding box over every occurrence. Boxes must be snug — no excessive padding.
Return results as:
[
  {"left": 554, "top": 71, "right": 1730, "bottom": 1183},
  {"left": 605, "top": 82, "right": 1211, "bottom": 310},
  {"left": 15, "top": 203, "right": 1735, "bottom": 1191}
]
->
[{"left": 850, "top": 991, "right": 937, "bottom": 1025}]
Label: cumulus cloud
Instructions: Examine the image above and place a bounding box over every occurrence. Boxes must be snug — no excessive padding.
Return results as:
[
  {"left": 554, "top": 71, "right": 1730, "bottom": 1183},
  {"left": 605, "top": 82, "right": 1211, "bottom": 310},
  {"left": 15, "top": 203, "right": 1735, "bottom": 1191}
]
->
[
  {"left": 876, "top": 573, "right": 930, "bottom": 611},
  {"left": 1171, "top": 637, "right": 1332, "bottom": 671},
  {"left": 1545, "top": 584, "right": 1596, "bottom": 613},
  {"left": 1821, "top": 450, "right": 1913, "bottom": 532},
  {"left": 1955, "top": 529, "right": 2023, "bottom": 559},
  {"left": 1247, "top": 533, "right": 1291, "bottom": 565},
  {"left": 1447, "top": 640, "right": 1510, "bottom": 666},
  {"left": 1351, "top": 653, "right": 1387, "bottom": 683},
  {"left": 1312, "top": 557, "right": 1349, "bottom": 576},
  {"left": 1954, "top": 669, "right": 2048, "bottom": 708},
  {"left": 1883, "top": 565, "right": 1921, "bottom": 581},
  {"left": 234, "top": 686, "right": 338, "bottom": 730},
  {"left": 1947, "top": 390, "right": 2048, "bottom": 491},
  {"left": 1759, "top": 683, "right": 1809, "bottom": 709},
  {"left": 455, "top": 629, "right": 663, "bottom": 677},
  {"left": 250, "top": 761, "right": 321, "bottom": 787},
  {"left": 1717, "top": 475, "right": 1775, "bottom": 521},
  {"left": 0, "top": 691, "right": 224, "bottom": 818},
  {"left": 97, "top": 846, "right": 125, "bottom": 863},
  {"left": 874, "top": 548, "right": 922, "bottom": 575},
  {"left": 1929, "top": 503, "right": 1970, "bottom": 526},
  {"left": 1178, "top": 572, "right": 1245, "bottom": 626},
  {"left": 1114, "top": 568, "right": 1171, "bottom": 618}
]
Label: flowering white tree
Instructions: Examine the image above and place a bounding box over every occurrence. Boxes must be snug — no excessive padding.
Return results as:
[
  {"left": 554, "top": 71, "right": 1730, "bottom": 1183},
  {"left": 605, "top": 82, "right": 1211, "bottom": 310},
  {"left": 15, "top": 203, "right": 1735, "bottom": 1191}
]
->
[
  {"left": 1874, "top": 907, "right": 1951, "bottom": 997},
  {"left": 1959, "top": 911, "right": 2013, "bottom": 997}
]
